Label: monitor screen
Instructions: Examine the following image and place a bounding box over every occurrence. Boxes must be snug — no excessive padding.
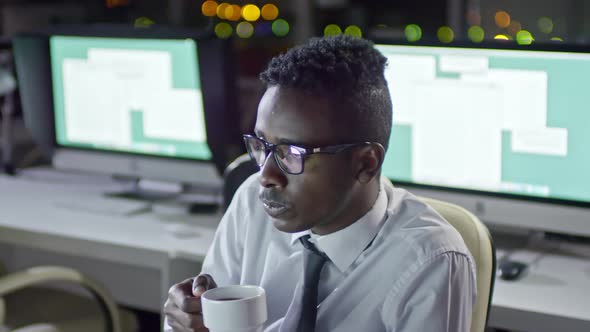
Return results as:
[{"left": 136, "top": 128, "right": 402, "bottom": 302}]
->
[
  {"left": 376, "top": 44, "right": 590, "bottom": 206},
  {"left": 50, "top": 35, "right": 212, "bottom": 161}
]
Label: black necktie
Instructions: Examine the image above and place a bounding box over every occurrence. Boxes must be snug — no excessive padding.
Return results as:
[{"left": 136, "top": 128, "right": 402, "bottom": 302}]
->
[{"left": 296, "top": 235, "right": 329, "bottom": 332}]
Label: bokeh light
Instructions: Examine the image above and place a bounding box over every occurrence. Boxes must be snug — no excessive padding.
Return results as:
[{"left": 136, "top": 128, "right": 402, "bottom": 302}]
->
[
  {"left": 201, "top": 1, "right": 218, "bottom": 17},
  {"left": 214, "top": 22, "right": 233, "bottom": 39},
  {"left": 236, "top": 21, "right": 254, "bottom": 38},
  {"left": 550, "top": 37, "right": 563, "bottom": 42},
  {"left": 242, "top": 4, "right": 260, "bottom": 22},
  {"left": 225, "top": 4, "right": 241, "bottom": 21},
  {"left": 468, "top": 26, "right": 485, "bottom": 43},
  {"left": 216, "top": 2, "right": 229, "bottom": 19},
  {"left": 508, "top": 20, "right": 522, "bottom": 35},
  {"left": 261, "top": 4, "right": 279, "bottom": 21},
  {"left": 344, "top": 25, "right": 362, "bottom": 37},
  {"left": 494, "top": 34, "right": 511, "bottom": 40},
  {"left": 404, "top": 24, "right": 422, "bottom": 42},
  {"left": 495, "top": 11, "right": 511, "bottom": 28},
  {"left": 437, "top": 26, "right": 454, "bottom": 43},
  {"left": 272, "top": 19, "right": 289, "bottom": 37},
  {"left": 516, "top": 30, "right": 534, "bottom": 45},
  {"left": 537, "top": 17, "right": 554, "bottom": 34},
  {"left": 134, "top": 17, "right": 154, "bottom": 28},
  {"left": 324, "top": 24, "right": 342, "bottom": 37}
]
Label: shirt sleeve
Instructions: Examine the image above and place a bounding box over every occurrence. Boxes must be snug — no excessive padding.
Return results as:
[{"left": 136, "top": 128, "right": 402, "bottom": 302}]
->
[
  {"left": 200, "top": 176, "right": 254, "bottom": 286},
  {"left": 382, "top": 251, "right": 477, "bottom": 332},
  {"left": 163, "top": 179, "right": 254, "bottom": 332}
]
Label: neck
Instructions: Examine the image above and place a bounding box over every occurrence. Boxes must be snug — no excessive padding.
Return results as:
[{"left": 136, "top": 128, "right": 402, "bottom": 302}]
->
[{"left": 311, "top": 179, "right": 380, "bottom": 235}]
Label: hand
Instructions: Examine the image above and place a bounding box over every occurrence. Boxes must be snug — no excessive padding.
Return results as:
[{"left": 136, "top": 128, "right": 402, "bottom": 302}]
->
[{"left": 164, "top": 274, "right": 218, "bottom": 332}]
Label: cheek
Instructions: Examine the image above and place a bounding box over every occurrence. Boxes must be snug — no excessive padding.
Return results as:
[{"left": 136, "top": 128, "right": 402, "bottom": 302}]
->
[
  {"left": 287, "top": 162, "right": 353, "bottom": 217},
  {"left": 297, "top": 179, "right": 338, "bottom": 210}
]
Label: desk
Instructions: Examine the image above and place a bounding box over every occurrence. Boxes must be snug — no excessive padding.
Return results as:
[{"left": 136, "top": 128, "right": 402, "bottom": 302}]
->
[
  {"left": 1, "top": 173, "right": 590, "bottom": 331},
  {"left": 0, "top": 171, "right": 221, "bottom": 313},
  {"left": 489, "top": 248, "right": 590, "bottom": 332}
]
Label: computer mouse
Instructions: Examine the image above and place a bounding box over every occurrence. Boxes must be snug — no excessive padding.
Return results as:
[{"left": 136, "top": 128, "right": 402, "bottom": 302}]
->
[{"left": 497, "top": 260, "right": 528, "bottom": 281}]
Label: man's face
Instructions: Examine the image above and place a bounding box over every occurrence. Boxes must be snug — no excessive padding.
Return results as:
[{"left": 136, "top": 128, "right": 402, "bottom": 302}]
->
[{"left": 255, "top": 86, "right": 359, "bottom": 234}]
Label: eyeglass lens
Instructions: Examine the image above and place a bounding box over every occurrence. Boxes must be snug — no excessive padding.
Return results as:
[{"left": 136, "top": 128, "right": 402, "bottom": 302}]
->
[{"left": 245, "top": 137, "right": 304, "bottom": 174}]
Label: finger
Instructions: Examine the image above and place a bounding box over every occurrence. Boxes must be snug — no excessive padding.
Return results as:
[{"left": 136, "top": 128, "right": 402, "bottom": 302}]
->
[
  {"left": 167, "top": 317, "right": 192, "bottom": 332},
  {"left": 165, "top": 294, "right": 208, "bottom": 332},
  {"left": 164, "top": 300, "right": 196, "bottom": 321},
  {"left": 173, "top": 309, "right": 205, "bottom": 330},
  {"left": 166, "top": 316, "right": 181, "bottom": 331},
  {"left": 180, "top": 296, "right": 204, "bottom": 314},
  {"left": 168, "top": 278, "right": 203, "bottom": 313},
  {"left": 164, "top": 301, "right": 194, "bottom": 329},
  {"left": 169, "top": 278, "right": 193, "bottom": 303},
  {"left": 192, "top": 273, "right": 218, "bottom": 296}
]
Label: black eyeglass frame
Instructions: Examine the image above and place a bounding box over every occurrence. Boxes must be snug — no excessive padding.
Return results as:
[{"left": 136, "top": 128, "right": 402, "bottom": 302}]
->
[{"left": 243, "top": 134, "right": 372, "bottom": 175}]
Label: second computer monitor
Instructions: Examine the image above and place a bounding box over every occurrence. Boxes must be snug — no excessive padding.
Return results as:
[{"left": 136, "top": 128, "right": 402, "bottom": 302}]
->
[{"left": 376, "top": 42, "right": 590, "bottom": 236}]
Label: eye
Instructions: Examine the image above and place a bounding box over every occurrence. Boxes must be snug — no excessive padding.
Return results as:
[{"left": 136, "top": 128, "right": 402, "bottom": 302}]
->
[
  {"left": 276, "top": 145, "right": 305, "bottom": 174},
  {"left": 287, "top": 145, "right": 305, "bottom": 157},
  {"left": 251, "top": 138, "right": 266, "bottom": 151}
]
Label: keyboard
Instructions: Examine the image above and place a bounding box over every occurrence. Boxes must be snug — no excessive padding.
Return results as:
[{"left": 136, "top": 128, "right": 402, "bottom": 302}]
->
[{"left": 53, "top": 196, "right": 150, "bottom": 216}]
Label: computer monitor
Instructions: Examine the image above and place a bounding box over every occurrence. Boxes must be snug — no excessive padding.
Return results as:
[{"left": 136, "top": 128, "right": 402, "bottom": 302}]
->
[
  {"left": 375, "top": 42, "right": 590, "bottom": 237},
  {"left": 13, "top": 26, "right": 241, "bottom": 194},
  {"left": 51, "top": 35, "right": 210, "bottom": 160}
]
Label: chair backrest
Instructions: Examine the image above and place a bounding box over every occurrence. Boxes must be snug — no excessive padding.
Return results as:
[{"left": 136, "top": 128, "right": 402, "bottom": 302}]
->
[
  {"left": 222, "top": 153, "right": 259, "bottom": 210},
  {"left": 418, "top": 197, "right": 496, "bottom": 332},
  {"left": 0, "top": 266, "right": 123, "bottom": 332}
]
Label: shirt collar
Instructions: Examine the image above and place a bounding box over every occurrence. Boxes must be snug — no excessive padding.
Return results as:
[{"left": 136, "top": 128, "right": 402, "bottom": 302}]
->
[{"left": 290, "top": 184, "right": 388, "bottom": 273}]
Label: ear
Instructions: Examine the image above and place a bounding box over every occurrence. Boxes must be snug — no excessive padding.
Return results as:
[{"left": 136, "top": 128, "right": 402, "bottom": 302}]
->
[{"left": 355, "top": 143, "right": 385, "bottom": 184}]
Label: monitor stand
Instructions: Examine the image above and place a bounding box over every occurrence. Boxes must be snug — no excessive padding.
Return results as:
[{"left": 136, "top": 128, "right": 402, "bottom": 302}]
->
[{"left": 105, "top": 177, "right": 222, "bottom": 214}]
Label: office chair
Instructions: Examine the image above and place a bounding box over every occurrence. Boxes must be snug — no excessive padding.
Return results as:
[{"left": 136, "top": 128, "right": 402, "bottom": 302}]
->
[
  {"left": 222, "top": 154, "right": 496, "bottom": 332},
  {"left": 222, "top": 153, "right": 259, "bottom": 210},
  {"left": 418, "top": 197, "right": 496, "bottom": 332},
  {"left": 0, "top": 265, "right": 138, "bottom": 332}
]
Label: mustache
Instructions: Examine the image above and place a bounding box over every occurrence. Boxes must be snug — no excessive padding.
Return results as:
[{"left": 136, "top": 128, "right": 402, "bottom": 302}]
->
[{"left": 259, "top": 189, "right": 289, "bottom": 206}]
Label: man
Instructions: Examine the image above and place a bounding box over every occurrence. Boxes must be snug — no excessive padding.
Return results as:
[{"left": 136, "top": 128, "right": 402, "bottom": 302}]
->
[{"left": 164, "top": 35, "right": 476, "bottom": 332}]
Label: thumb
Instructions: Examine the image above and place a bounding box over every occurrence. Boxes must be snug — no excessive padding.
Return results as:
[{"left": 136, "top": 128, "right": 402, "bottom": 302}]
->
[{"left": 192, "top": 274, "right": 217, "bottom": 297}]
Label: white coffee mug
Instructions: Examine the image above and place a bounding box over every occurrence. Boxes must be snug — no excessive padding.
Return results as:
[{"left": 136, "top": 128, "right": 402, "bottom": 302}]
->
[{"left": 201, "top": 285, "right": 268, "bottom": 332}]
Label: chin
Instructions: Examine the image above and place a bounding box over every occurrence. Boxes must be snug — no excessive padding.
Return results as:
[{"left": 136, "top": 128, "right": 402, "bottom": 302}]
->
[{"left": 270, "top": 217, "right": 309, "bottom": 233}]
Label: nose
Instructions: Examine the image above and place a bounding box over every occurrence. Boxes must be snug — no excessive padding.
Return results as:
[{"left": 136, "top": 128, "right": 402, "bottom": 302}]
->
[{"left": 259, "top": 152, "right": 288, "bottom": 189}]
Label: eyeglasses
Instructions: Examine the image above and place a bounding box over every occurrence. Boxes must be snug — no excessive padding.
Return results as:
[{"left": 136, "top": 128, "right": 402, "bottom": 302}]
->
[{"left": 243, "top": 134, "right": 370, "bottom": 175}]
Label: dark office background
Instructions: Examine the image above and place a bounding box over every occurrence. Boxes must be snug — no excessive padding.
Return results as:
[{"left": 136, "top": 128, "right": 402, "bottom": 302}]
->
[
  {"left": 1, "top": 0, "right": 590, "bottom": 170},
  {"left": 1, "top": 1, "right": 589, "bottom": 330}
]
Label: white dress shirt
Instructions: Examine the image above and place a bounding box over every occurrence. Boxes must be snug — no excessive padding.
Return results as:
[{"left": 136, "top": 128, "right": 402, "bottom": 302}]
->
[{"left": 166, "top": 174, "right": 476, "bottom": 332}]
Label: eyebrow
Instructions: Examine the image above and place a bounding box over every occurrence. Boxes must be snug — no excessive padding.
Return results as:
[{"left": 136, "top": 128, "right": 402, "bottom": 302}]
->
[
  {"left": 278, "top": 138, "right": 302, "bottom": 145},
  {"left": 253, "top": 129, "right": 304, "bottom": 146}
]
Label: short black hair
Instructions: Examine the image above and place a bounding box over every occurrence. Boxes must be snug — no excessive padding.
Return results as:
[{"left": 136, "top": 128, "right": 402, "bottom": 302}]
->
[{"left": 259, "top": 35, "right": 392, "bottom": 151}]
